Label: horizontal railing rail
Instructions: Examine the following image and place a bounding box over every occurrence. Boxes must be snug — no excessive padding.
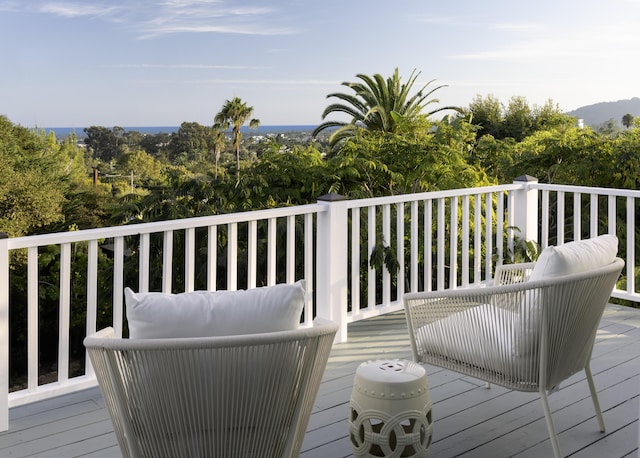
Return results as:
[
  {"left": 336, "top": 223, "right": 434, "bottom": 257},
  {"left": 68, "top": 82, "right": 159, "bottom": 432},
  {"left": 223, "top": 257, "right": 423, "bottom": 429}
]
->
[{"left": 1, "top": 178, "right": 639, "bottom": 431}]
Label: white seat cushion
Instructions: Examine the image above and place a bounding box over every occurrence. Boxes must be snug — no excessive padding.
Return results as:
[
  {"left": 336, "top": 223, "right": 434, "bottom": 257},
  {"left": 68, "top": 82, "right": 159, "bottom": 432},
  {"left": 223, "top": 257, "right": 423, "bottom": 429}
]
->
[
  {"left": 125, "top": 281, "right": 306, "bottom": 339},
  {"left": 417, "top": 303, "right": 533, "bottom": 377},
  {"left": 529, "top": 234, "right": 618, "bottom": 281}
]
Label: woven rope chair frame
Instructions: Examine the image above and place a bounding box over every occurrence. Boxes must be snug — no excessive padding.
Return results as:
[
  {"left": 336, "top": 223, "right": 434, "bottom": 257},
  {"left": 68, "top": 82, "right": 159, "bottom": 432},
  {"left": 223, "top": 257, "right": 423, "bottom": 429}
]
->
[
  {"left": 404, "top": 258, "right": 624, "bottom": 458},
  {"left": 85, "top": 319, "right": 338, "bottom": 458}
]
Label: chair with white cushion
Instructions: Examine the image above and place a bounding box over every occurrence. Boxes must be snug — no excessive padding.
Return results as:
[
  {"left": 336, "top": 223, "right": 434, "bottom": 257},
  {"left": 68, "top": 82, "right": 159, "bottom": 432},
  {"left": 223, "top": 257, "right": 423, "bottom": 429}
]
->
[
  {"left": 85, "top": 281, "right": 337, "bottom": 458},
  {"left": 403, "top": 235, "right": 624, "bottom": 458}
]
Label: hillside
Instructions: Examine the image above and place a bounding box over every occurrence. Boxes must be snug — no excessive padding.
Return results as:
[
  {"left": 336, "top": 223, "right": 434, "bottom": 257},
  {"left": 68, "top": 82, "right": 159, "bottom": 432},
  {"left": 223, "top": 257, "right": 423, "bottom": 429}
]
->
[{"left": 567, "top": 97, "right": 640, "bottom": 127}]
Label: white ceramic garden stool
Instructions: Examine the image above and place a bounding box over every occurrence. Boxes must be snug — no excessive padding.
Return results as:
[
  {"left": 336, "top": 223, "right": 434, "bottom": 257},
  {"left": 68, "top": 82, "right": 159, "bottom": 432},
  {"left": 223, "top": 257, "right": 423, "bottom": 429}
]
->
[{"left": 349, "top": 359, "right": 433, "bottom": 457}]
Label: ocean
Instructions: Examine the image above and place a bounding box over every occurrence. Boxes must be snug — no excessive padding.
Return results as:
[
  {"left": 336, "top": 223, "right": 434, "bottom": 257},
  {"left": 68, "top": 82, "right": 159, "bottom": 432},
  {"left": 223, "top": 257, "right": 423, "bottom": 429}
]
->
[{"left": 45, "top": 125, "right": 319, "bottom": 139}]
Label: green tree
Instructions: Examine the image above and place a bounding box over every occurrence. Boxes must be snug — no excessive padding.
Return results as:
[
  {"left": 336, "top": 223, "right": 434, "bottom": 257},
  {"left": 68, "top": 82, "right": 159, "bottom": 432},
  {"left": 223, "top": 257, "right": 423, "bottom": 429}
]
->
[
  {"left": 0, "top": 116, "right": 68, "bottom": 236},
  {"left": 312, "top": 68, "right": 458, "bottom": 149},
  {"left": 83, "top": 126, "right": 123, "bottom": 161},
  {"left": 324, "top": 116, "right": 489, "bottom": 198},
  {"left": 168, "top": 122, "right": 211, "bottom": 164},
  {"left": 511, "top": 125, "right": 606, "bottom": 184},
  {"left": 612, "top": 122, "right": 640, "bottom": 188},
  {"left": 467, "top": 95, "right": 572, "bottom": 142},
  {"left": 210, "top": 123, "right": 226, "bottom": 177},
  {"left": 139, "top": 132, "right": 171, "bottom": 157},
  {"left": 466, "top": 94, "right": 503, "bottom": 138},
  {"left": 117, "top": 150, "right": 164, "bottom": 189},
  {"left": 214, "top": 97, "right": 260, "bottom": 177},
  {"left": 622, "top": 113, "right": 635, "bottom": 128},
  {"left": 503, "top": 96, "right": 534, "bottom": 141},
  {"left": 533, "top": 99, "right": 575, "bottom": 131}
]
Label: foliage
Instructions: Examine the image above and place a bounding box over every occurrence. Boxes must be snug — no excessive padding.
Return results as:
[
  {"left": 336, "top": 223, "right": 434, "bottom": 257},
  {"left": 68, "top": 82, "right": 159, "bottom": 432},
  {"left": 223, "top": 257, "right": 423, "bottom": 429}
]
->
[
  {"left": 324, "top": 116, "right": 490, "bottom": 198},
  {"left": 83, "top": 126, "right": 125, "bottom": 161},
  {"left": 313, "top": 68, "right": 459, "bottom": 149},
  {"left": 504, "top": 227, "right": 542, "bottom": 264},
  {"left": 0, "top": 117, "right": 71, "bottom": 236},
  {"left": 466, "top": 95, "right": 574, "bottom": 142},
  {"left": 622, "top": 113, "right": 635, "bottom": 128},
  {"left": 167, "top": 122, "right": 210, "bottom": 164},
  {"left": 509, "top": 125, "right": 610, "bottom": 184}
]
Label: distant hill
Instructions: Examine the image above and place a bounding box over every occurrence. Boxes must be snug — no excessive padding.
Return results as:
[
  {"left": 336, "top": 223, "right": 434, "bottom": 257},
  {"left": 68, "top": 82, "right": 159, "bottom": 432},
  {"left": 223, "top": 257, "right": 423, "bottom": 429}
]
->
[{"left": 567, "top": 97, "right": 640, "bottom": 127}]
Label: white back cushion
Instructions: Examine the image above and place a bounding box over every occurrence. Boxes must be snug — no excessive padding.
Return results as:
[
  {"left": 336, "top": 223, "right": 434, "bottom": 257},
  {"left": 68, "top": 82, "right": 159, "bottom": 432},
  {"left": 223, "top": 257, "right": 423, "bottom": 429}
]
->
[
  {"left": 529, "top": 234, "right": 618, "bottom": 281},
  {"left": 125, "top": 280, "right": 306, "bottom": 339}
]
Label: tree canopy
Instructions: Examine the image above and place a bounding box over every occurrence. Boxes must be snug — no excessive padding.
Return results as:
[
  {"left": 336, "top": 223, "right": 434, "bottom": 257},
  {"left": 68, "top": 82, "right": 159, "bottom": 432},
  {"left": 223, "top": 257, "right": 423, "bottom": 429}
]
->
[{"left": 312, "top": 68, "right": 459, "bottom": 149}]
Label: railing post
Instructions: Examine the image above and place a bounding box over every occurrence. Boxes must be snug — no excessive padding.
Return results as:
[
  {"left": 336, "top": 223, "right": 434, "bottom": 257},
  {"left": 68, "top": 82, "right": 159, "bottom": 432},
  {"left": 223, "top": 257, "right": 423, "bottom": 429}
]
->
[
  {"left": 316, "top": 194, "right": 349, "bottom": 343},
  {"left": 512, "top": 175, "right": 539, "bottom": 246},
  {"left": 0, "top": 232, "right": 9, "bottom": 432}
]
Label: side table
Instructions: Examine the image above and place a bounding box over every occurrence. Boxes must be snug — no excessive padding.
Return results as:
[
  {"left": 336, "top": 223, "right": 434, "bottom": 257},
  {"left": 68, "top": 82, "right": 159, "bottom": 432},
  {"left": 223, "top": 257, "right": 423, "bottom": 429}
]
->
[{"left": 349, "top": 359, "right": 433, "bottom": 457}]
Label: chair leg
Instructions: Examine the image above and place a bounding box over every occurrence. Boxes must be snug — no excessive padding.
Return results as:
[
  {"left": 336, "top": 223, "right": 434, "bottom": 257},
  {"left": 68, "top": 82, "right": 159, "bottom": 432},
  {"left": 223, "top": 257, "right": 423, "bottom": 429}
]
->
[
  {"left": 585, "top": 364, "right": 606, "bottom": 433},
  {"left": 539, "top": 388, "right": 562, "bottom": 458}
]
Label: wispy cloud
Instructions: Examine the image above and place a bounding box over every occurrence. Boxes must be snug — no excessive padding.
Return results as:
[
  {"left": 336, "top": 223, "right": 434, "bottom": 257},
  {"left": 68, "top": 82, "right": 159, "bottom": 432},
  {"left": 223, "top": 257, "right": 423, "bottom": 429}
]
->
[
  {"left": 139, "top": 2, "right": 297, "bottom": 39},
  {"left": 111, "top": 63, "right": 271, "bottom": 70},
  {"left": 451, "top": 23, "right": 640, "bottom": 63},
  {"left": 39, "top": 3, "right": 119, "bottom": 18},
  {"left": 2, "top": 1, "right": 298, "bottom": 37},
  {"left": 140, "top": 78, "right": 340, "bottom": 86}
]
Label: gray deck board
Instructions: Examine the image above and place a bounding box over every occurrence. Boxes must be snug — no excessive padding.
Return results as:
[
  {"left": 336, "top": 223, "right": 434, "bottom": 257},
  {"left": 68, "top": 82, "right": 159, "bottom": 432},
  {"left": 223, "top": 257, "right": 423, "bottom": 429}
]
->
[{"left": 1, "top": 304, "right": 638, "bottom": 457}]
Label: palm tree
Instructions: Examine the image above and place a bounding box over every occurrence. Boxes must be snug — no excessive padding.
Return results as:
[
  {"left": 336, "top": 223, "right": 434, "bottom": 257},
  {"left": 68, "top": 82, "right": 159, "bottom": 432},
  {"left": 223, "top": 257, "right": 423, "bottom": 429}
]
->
[
  {"left": 210, "top": 123, "right": 226, "bottom": 178},
  {"left": 214, "top": 97, "right": 260, "bottom": 177},
  {"left": 312, "top": 68, "right": 459, "bottom": 149}
]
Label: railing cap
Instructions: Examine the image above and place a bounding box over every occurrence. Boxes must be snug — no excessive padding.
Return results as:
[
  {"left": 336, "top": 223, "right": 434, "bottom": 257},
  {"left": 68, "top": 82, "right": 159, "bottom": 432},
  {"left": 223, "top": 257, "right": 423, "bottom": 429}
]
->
[
  {"left": 514, "top": 174, "right": 539, "bottom": 183},
  {"left": 318, "top": 193, "right": 346, "bottom": 202}
]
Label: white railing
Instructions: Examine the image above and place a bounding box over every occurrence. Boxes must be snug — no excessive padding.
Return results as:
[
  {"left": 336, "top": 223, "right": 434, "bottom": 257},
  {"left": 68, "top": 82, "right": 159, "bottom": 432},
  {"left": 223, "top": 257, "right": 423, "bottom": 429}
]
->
[{"left": 1, "top": 177, "right": 639, "bottom": 431}]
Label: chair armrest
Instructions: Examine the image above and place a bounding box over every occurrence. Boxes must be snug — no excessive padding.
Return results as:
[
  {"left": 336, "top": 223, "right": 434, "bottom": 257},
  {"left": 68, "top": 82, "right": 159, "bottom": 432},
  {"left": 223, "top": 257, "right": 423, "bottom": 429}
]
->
[{"left": 494, "top": 262, "right": 536, "bottom": 285}]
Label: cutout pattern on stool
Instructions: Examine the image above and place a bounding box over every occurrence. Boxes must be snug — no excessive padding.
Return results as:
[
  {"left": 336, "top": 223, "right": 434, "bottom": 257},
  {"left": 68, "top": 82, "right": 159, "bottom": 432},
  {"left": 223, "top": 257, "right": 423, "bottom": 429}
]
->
[{"left": 350, "top": 404, "right": 432, "bottom": 457}]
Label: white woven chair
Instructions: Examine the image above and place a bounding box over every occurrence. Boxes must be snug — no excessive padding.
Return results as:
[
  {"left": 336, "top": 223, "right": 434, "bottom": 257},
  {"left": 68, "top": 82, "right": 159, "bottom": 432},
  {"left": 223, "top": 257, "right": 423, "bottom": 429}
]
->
[
  {"left": 84, "top": 318, "right": 338, "bottom": 458},
  {"left": 404, "top": 258, "right": 624, "bottom": 458}
]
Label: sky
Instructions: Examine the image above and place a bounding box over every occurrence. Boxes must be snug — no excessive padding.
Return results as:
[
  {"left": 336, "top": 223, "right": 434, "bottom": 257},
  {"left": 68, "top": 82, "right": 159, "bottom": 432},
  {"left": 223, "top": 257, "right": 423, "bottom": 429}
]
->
[{"left": 1, "top": 0, "right": 639, "bottom": 128}]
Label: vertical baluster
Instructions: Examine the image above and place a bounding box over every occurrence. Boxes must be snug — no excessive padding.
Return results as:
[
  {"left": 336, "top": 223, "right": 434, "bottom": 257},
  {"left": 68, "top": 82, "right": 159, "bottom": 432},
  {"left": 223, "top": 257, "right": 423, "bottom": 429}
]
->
[
  {"left": 396, "top": 202, "right": 405, "bottom": 299},
  {"left": 368, "top": 206, "right": 376, "bottom": 308},
  {"left": 485, "top": 193, "right": 493, "bottom": 281},
  {"left": 304, "top": 213, "right": 314, "bottom": 325},
  {"left": 27, "top": 247, "right": 38, "bottom": 391},
  {"left": 247, "top": 221, "right": 257, "bottom": 289},
  {"left": 437, "top": 198, "right": 445, "bottom": 290},
  {"left": 286, "top": 215, "right": 295, "bottom": 284},
  {"left": 228, "top": 223, "right": 238, "bottom": 290},
  {"left": 474, "top": 194, "right": 482, "bottom": 285},
  {"left": 207, "top": 226, "right": 217, "bottom": 291},
  {"left": 425, "top": 199, "right": 432, "bottom": 291},
  {"left": 449, "top": 196, "right": 459, "bottom": 289},
  {"left": 461, "top": 195, "right": 470, "bottom": 287},
  {"left": 574, "top": 192, "right": 582, "bottom": 241},
  {"left": 185, "top": 228, "right": 195, "bottom": 292},
  {"left": 627, "top": 196, "right": 635, "bottom": 295},
  {"left": 382, "top": 204, "right": 391, "bottom": 306},
  {"left": 113, "top": 236, "right": 125, "bottom": 336},
  {"left": 58, "top": 243, "right": 71, "bottom": 384},
  {"left": 351, "top": 208, "right": 361, "bottom": 314}
]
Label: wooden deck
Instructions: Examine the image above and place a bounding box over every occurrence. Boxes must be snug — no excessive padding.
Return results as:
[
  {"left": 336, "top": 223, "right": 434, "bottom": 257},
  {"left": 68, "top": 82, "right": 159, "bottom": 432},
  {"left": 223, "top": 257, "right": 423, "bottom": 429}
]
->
[{"left": 2, "top": 305, "right": 639, "bottom": 457}]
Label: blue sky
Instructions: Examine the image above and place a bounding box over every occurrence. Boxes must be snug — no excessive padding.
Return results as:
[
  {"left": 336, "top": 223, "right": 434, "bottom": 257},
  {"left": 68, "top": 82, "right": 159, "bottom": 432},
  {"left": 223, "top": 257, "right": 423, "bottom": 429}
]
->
[{"left": 1, "top": 0, "right": 639, "bottom": 127}]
